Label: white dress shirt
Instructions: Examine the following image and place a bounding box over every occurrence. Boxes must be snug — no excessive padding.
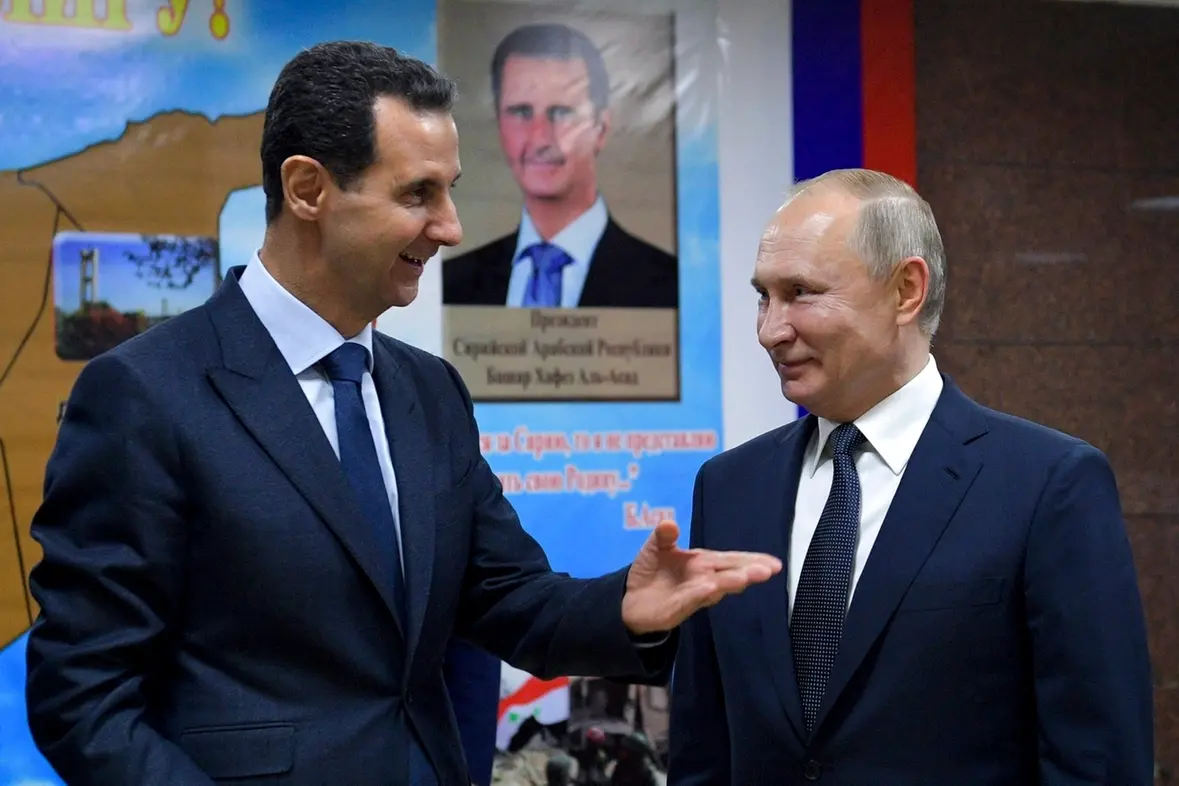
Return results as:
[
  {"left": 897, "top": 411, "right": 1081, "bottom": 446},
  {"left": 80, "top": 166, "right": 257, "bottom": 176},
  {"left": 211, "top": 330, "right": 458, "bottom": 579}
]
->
[
  {"left": 505, "top": 195, "right": 608, "bottom": 308},
  {"left": 788, "top": 355, "right": 944, "bottom": 615},
  {"left": 237, "top": 254, "right": 404, "bottom": 571}
]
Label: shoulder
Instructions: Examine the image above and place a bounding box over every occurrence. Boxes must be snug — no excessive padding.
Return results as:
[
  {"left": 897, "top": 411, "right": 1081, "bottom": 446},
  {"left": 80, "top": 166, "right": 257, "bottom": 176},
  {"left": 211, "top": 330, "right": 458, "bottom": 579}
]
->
[
  {"left": 938, "top": 386, "right": 1116, "bottom": 510},
  {"left": 603, "top": 218, "right": 676, "bottom": 266},
  {"left": 70, "top": 306, "right": 216, "bottom": 397},
  {"left": 972, "top": 397, "right": 1101, "bottom": 467}
]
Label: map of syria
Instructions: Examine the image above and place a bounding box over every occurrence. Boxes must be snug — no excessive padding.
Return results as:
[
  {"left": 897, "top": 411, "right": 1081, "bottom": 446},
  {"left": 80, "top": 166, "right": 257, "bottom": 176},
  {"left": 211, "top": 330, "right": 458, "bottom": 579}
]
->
[{"left": 0, "top": 110, "right": 264, "bottom": 646}]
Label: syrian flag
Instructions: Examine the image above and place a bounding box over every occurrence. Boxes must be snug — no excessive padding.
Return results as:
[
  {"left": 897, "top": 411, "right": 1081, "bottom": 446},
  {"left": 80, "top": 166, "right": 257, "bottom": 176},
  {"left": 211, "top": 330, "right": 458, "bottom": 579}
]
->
[{"left": 496, "top": 662, "right": 571, "bottom": 750}]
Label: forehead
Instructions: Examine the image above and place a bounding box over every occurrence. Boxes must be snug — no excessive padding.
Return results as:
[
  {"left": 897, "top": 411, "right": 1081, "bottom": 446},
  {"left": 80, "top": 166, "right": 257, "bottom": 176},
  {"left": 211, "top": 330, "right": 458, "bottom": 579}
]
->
[
  {"left": 755, "top": 190, "right": 863, "bottom": 280},
  {"left": 370, "top": 96, "right": 460, "bottom": 181},
  {"left": 499, "top": 55, "right": 591, "bottom": 103}
]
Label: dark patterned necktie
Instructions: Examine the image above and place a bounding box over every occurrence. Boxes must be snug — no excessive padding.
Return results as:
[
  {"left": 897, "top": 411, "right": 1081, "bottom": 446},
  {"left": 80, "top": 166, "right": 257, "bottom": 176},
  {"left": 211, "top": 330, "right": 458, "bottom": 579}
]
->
[{"left": 790, "top": 422, "right": 866, "bottom": 732}]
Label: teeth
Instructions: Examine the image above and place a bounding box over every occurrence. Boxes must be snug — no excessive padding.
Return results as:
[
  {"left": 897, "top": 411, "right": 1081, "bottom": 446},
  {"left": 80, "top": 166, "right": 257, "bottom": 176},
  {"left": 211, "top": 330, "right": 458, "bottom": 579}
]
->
[{"left": 400, "top": 253, "right": 424, "bottom": 263}]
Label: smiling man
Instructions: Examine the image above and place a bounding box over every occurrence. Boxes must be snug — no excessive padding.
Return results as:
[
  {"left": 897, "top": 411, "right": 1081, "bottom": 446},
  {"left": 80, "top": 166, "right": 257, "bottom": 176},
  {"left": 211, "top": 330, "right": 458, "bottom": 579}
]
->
[
  {"left": 442, "top": 22, "right": 678, "bottom": 309},
  {"left": 23, "top": 41, "right": 782, "bottom": 786},
  {"left": 667, "top": 168, "right": 1153, "bottom": 785}
]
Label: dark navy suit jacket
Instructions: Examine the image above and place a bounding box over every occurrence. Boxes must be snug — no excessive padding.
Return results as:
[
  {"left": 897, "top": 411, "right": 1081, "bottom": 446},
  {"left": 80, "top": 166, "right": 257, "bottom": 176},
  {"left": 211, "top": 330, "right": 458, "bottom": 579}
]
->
[
  {"left": 25, "top": 268, "right": 674, "bottom": 785},
  {"left": 668, "top": 377, "right": 1153, "bottom": 785},
  {"left": 445, "top": 638, "right": 501, "bottom": 785}
]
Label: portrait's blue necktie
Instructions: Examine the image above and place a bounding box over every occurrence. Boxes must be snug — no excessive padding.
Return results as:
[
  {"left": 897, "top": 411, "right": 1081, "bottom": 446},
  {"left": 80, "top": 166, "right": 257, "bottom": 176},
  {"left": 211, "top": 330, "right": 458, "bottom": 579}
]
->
[
  {"left": 790, "top": 422, "right": 866, "bottom": 733},
  {"left": 520, "top": 242, "right": 574, "bottom": 307},
  {"left": 319, "top": 343, "right": 406, "bottom": 621}
]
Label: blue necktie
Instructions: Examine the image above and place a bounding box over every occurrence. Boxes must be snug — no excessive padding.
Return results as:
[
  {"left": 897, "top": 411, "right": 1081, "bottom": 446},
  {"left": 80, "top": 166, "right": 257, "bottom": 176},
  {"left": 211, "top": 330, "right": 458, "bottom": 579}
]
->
[
  {"left": 520, "top": 242, "right": 574, "bottom": 307},
  {"left": 319, "top": 343, "right": 406, "bottom": 621},
  {"left": 790, "top": 423, "right": 866, "bottom": 732},
  {"left": 322, "top": 344, "right": 438, "bottom": 784}
]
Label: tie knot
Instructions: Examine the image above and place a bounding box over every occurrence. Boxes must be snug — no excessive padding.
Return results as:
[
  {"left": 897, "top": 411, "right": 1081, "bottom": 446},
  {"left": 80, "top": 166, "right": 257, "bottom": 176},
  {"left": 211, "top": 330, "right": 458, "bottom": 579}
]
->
[
  {"left": 522, "top": 242, "right": 574, "bottom": 274},
  {"left": 827, "top": 423, "right": 865, "bottom": 458},
  {"left": 320, "top": 342, "right": 370, "bottom": 385}
]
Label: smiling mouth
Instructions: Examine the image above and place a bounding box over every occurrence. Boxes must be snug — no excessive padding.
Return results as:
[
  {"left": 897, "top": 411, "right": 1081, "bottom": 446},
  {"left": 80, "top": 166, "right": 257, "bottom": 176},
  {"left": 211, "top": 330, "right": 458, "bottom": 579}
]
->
[{"left": 399, "top": 252, "right": 426, "bottom": 266}]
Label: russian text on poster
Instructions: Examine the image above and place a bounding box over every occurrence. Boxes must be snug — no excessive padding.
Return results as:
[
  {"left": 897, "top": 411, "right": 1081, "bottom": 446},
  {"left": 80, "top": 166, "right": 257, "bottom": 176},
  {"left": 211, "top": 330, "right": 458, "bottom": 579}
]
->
[{"left": 446, "top": 307, "right": 680, "bottom": 402}]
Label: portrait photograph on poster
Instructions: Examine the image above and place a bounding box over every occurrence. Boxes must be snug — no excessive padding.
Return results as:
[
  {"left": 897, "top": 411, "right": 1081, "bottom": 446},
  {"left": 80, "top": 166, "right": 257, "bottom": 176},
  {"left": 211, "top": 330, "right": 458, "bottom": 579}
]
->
[{"left": 439, "top": 1, "right": 681, "bottom": 402}]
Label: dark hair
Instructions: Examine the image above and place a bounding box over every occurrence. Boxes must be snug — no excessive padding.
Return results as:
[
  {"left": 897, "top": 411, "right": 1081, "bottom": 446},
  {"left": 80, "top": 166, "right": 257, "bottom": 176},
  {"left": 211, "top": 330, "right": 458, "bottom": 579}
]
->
[
  {"left": 490, "top": 23, "right": 610, "bottom": 115},
  {"left": 261, "top": 40, "right": 457, "bottom": 224}
]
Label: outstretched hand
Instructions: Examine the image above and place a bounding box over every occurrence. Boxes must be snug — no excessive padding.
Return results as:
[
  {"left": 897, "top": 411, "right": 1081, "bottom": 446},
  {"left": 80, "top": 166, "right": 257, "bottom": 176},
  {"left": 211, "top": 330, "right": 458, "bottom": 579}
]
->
[{"left": 621, "top": 520, "right": 782, "bottom": 635}]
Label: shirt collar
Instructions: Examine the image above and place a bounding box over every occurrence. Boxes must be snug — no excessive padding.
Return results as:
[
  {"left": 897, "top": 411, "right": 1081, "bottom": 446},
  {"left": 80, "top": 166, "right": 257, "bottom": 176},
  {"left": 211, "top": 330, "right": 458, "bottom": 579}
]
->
[
  {"left": 237, "top": 253, "right": 374, "bottom": 376},
  {"left": 806, "top": 354, "right": 944, "bottom": 477},
  {"left": 513, "top": 194, "right": 609, "bottom": 266}
]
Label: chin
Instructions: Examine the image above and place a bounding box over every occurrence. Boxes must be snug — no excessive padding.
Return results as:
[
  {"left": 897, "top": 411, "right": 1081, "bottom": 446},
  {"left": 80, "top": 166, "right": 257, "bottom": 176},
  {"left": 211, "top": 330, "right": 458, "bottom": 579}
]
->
[
  {"left": 522, "top": 178, "right": 566, "bottom": 199},
  {"left": 386, "top": 284, "right": 419, "bottom": 309},
  {"left": 781, "top": 379, "right": 817, "bottom": 410}
]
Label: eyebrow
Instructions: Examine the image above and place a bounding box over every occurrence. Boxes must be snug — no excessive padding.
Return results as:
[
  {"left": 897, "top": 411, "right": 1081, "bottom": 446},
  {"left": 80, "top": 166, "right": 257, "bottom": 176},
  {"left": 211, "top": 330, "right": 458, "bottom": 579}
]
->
[{"left": 404, "top": 171, "right": 462, "bottom": 191}]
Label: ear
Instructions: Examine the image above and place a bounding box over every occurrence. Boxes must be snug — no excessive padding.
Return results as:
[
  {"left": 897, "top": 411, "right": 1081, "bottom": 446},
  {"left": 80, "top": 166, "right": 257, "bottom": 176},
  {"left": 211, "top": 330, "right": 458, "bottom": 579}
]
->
[
  {"left": 893, "top": 255, "right": 930, "bottom": 328},
  {"left": 280, "top": 155, "right": 329, "bottom": 222},
  {"left": 592, "top": 107, "right": 612, "bottom": 155}
]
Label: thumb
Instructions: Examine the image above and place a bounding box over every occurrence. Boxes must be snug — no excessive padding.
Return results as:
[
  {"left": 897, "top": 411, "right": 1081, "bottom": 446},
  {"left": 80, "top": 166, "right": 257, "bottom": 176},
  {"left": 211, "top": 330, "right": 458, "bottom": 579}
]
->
[{"left": 651, "top": 519, "right": 680, "bottom": 552}]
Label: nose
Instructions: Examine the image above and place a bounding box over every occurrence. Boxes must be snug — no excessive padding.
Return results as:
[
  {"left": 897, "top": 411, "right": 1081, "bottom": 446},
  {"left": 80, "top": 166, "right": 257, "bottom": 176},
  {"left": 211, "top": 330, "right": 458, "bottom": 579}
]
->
[
  {"left": 757, "top": 298, "right": 796, "bottom": 350},
  {"left": 525, "top": 116, "right": 557, "bottom": 148},
  {"left": 428, "top": 196, "right": 463, "bottom": 248}
]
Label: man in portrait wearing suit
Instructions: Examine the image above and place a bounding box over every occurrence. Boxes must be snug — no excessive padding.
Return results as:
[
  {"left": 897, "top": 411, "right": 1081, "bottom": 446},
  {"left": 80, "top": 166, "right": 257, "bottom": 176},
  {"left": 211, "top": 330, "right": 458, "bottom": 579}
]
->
[
  {"left": 667, "top": 169, "right": 1154, "bottom": 784},
  {"left": 23, "top": 42, "right": 780, "bottom": 786},
  {"left": 442, "top": 22, "right": 678, "bottom": 309}
]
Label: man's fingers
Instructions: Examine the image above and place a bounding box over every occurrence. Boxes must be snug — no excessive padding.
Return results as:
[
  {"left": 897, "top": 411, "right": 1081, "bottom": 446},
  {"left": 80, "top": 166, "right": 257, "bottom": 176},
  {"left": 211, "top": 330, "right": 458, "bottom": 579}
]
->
[
  {"left": 694, "top": 549, "right": 783, "bottom": 575},
  {"left": 683, "top": 566, "right": 775, "bottom": 611},
  {"left": 712, "top": 564, "right": 774, "bottom": 593},
  {"left": 651, "top": 519, "right": 680, "bottom": 551}
]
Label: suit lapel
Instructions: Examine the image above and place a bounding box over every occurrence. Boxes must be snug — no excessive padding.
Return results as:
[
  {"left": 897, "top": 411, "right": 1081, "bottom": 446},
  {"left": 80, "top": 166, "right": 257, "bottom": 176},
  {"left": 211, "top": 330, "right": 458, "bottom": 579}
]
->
[
  {"left": 578, "top": 219, "right": 627, "bottom": 307},
  {"left": 372, "top": 336, "right": 435, "bottom": 671},
  {"left": 204, "top": 269, "right": 405, "bottom": 636},
  {"left": 757, "top": 416, "right": 816, "bottom": 744},
  {"left": 812, "top": 380, "right": 986, "bottom": 733},
  {"left": 483, "top": 232, "right": 516, "bottom": 304}
]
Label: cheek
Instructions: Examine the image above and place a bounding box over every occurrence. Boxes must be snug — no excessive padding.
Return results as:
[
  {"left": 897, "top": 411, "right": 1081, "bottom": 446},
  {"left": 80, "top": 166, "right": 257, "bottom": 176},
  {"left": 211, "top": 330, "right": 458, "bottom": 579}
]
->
[
  {"left": 558, "top": 124, "right": 596, "bottom": 158},
  {"left": 500, "top": 125, "right": 524, "bottom": 157}
]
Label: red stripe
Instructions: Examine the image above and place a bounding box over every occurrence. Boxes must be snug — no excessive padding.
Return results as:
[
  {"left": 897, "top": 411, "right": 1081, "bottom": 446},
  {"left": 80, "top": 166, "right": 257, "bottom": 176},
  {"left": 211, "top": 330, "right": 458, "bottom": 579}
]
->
[
  {"left": 497, "top": 675, "right": 570, "bottom": 721},
  {"left": 860, "top": 0, "right": 916, "bottom": 185}
]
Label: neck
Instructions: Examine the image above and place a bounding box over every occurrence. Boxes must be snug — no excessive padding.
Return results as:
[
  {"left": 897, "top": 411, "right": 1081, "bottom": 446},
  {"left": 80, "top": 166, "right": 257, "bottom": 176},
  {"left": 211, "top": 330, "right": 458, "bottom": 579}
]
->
[
  {"left": 525, "top": 185, "right": 598, "bottom": 241},
  {"left": 258, "top": 221, "right": 370, "bottom": 338}
]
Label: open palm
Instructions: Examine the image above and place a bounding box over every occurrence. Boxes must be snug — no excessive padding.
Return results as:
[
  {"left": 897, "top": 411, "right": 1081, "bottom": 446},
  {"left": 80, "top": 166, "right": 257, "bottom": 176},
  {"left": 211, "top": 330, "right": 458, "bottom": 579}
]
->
[{"left": 622, "top": 520, "right": 782, "bottom": 635}]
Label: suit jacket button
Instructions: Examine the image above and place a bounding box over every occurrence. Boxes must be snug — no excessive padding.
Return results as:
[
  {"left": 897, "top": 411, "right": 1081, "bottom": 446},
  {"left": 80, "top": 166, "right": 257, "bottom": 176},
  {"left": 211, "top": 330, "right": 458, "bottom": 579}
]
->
[
  {"left": 804, "top": 760, "right": 822, "bottom": 781},
  {"left": 404, "top": 690, "right": 413, "bottom": 706}
]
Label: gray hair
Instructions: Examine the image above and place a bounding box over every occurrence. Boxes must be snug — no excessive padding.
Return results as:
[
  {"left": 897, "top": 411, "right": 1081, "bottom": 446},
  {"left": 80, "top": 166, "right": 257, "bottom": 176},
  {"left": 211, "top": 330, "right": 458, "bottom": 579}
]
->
[{"left": 786, "top": 168, "right": 946, "bottom": 337}]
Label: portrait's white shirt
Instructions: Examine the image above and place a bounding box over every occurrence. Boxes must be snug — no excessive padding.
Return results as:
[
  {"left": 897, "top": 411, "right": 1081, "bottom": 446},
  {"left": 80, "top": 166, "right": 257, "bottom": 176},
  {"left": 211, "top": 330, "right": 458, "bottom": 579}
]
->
[{"left": 505, "top": 195, "right": 608, "bottom": 307}]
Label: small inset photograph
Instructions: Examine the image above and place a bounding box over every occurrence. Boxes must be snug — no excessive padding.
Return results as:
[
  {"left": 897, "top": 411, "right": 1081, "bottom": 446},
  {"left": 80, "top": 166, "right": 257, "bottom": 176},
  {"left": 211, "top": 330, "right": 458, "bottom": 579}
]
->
[{"left": 52, "top": 231, "right": 219, "bottom": 361}]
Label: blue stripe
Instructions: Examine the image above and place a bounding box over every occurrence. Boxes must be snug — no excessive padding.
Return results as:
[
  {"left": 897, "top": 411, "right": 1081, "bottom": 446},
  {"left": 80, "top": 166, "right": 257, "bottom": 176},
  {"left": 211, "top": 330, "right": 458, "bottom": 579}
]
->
[
  {"left": 790, "top": 0, "right": 864, "bottom": 420},
  {"left": 791, "top": 0, "right": 864, "bottom": 180}
]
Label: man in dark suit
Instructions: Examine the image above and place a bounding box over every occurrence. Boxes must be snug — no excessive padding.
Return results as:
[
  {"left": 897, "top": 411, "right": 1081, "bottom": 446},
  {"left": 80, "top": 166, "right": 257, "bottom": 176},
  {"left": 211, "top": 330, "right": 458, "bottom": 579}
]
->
[
  {"left": 23, "top": 42, "right": 780, "bottom": 786},
  {"left": 442, "top": 23, "right": 677, "bottom": 309},
  {"left": 667, "top": 168, "right": 1154, "bottom": 784}
]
